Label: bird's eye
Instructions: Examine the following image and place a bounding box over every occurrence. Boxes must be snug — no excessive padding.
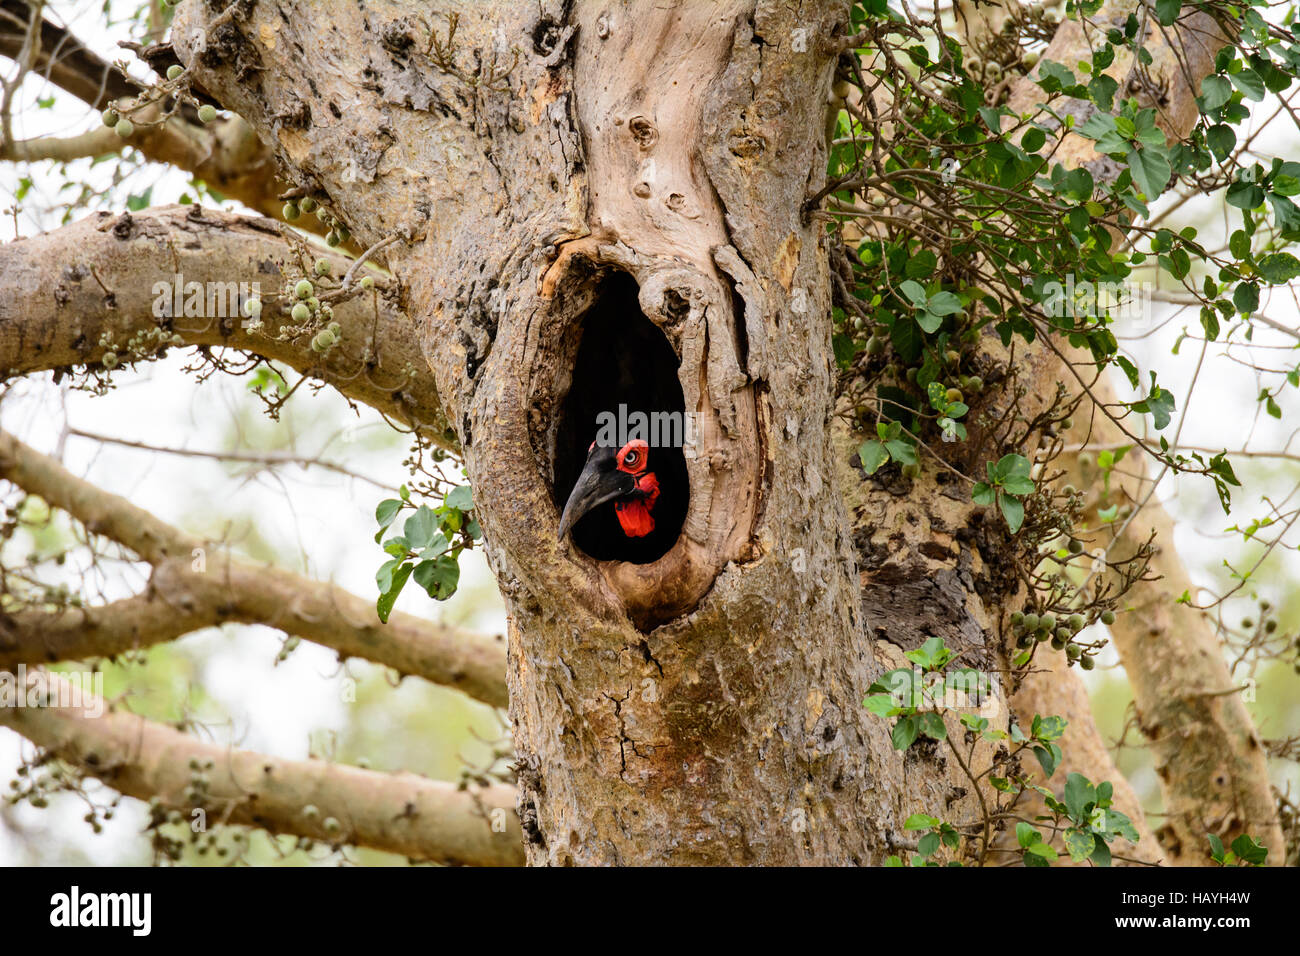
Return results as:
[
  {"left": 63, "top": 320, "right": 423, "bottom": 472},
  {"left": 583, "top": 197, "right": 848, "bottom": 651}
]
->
[{"left": 624, "top": 450, "right": 639, "bottom": 467}]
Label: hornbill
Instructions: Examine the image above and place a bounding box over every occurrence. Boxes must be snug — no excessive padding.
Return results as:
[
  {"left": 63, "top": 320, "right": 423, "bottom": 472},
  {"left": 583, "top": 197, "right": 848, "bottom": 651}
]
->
[
  {"left": 558, "top": 438, "right": 661, "bottom": 543},
  {"left": 553, "top": 273, "right": 688, "bottom": 564}
]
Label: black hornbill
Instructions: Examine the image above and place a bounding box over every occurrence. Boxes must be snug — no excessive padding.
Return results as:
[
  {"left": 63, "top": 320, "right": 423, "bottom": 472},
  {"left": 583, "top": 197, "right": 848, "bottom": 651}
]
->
[
  {"left": 558, "top": 438, "right": 661, "bottom": 542},
  {"left": 553, "top": 273, "right": 687, "bottom": 564}
]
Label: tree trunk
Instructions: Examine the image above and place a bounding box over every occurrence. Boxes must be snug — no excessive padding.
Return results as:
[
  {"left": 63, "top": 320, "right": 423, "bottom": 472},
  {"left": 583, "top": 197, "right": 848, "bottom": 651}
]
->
[{"left": 165, "top": 0, "right": 1234, "bottom": 865}]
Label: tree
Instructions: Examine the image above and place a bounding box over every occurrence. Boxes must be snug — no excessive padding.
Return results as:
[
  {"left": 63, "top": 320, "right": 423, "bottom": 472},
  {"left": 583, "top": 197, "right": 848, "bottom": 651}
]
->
[{"left": 0, "top": 0, "right": 1295, "bottom": 867}]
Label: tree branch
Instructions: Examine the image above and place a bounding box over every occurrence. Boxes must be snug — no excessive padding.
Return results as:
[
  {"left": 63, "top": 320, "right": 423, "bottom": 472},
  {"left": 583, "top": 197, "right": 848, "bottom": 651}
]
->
[
  {"left": 1063, "top": 379, "right": 1286, "bottom": 864},
  {"left": 0, "top": 2, "right": 301, "bottom": 223},
  {"left": 0, "top": 429, "right": 507, "bottom": 708},
  {"left": 0, "top": 204, "right": 451, "bottom": 442},
  {"left": 1001, "top": 5, "right": 1282, "bottom": 863},
  {"left": 0, "top": 670, "right": 523, "bottom": 865}
]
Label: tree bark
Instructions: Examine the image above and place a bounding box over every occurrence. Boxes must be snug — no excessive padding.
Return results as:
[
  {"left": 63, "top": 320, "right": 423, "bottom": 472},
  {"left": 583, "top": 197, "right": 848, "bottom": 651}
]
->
[{"left": 34, "top": 0, "right": 1253, "bottom": 866}]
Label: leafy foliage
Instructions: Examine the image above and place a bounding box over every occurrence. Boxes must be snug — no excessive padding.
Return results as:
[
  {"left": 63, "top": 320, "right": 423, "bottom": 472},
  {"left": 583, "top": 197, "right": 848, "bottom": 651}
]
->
[
  {"left": 372, "top": 482, "right": 479, "bottom": 621},
  {"left": 866, "top": 636, "right": 1140, "bottom": 866}
]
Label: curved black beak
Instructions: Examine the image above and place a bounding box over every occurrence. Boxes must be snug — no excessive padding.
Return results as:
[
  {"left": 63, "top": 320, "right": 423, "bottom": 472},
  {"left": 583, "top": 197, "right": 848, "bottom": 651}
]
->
[{"left": 558, "top": 450, "right": 634, "bottom": 540}]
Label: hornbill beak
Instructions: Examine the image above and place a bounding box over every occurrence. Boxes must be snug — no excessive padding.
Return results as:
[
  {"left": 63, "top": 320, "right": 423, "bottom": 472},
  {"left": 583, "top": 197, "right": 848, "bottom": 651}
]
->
[{"left": 558, "top": 447, "right": 635, "bottom": 541}]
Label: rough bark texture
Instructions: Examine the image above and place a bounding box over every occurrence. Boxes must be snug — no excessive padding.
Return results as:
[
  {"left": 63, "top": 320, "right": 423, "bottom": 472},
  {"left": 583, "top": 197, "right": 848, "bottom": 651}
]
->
[
  {"left": 0, "top": 0, "right": 1244, "bottom": 867},
  {"left": 167, "top": 0, "right": 1017, "bottom": 864}
]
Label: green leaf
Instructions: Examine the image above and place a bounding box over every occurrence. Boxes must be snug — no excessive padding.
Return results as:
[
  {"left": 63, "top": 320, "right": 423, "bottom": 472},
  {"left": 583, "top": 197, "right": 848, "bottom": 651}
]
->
[
  {"left": 994, "top": 453, "right": 1032, "bottom": 480},
  {"left": 1033, "top": 715, "right": 1068, "bottom": 741},
  {"left": 999, "top": 493, "right": 1025, "bottom": 533},
  {"left": 1257, "top": 253, "right": 1300, "bottom": 284},
  {"left": 1199, "top": 75, "right": 1232, "bottom": 111},
  {"left": 1229, "top": 68, "right": 1265, "bottom": 101},
  {"left": 403, "top": 506, "right": 439, "bottom": 550},
  {"left": 926, "top": 291, "right": 963, "bottom": 316},
  {"left": 1154, "top": 0, "right": 1180, "bottom": 26},
  {"left": 375, "top": 557, "right": 402, "bottom": 593},
  {"left": 904, "top": 251, "right": 937, "bottom": 278},
  {"left": 1233, "top": 281, "right": 1260, "bottom": 315},
  {"left": 1088, "top": 74, "right": 1119, "bottom": 112},
  {"left": 1226, "top": 179, "right": 1265, "bottom": 210},
  {"left": 918, "top": 712, "right": 947, "bottom": 741},
  {"left": 1033, "top": 742, "right": 1062, "bottom": 778},
  {"left": 1269, "top": 193, "right": 1300, "bottom": 232},
  {"left": 863, "top": 693, "right": 898, "bottom": 717},
  {"left": 1207, "top": 833, "right": 1226, "bottom": 861},
  {"left": 444, "top": 484, "right": 474, "bottom": 511},
  {"left": 899, "top": 279, "right": 929, "bottom": 307},
  {"left": 1037, "top": 60, "right": 1076, "bottom": 92},
  {"left": 904, "top": 647, "right": 933, "bottom": 669},
  {"left": 1134, "top": 377, "right": 1177, "bottom": 429},
  {"left": 376, "top": 562, "right": 414, "bottom": 623},
  {"left": 1127, "top": 145, "right": 1171, "bottom": 200},
  {"left": 917, "top": 832, "right": 941, "bottom": 857},
  {"left": 916, "top": 309, "right": 944, "bottom": 334},
  {"left": 972, "top": 481, "right": 995, "bottom": 506},
  {"left": 413, "top": 554, "right": 461, "bottom": 601},
  {"left": 859, "top": 440, "right": 889, "bottom": 475},
  {"left": 1001, "top": 475, "right": 1036, "bottom": 496},
  {"left": 884, "top": 439, "right": 917, "bottom": 466},
  {"left": 1090, "top": 839, "right": 1113, "bottom": 866},
  {"left": 375, "top": 498, "right": 403, "bottom": 529},
  {"left": 1206, "top": 124, "right": 1236, "bottom": 161},
  {"left": 1016, "top": 822, "right": 1041, "bottom": 848},
  {"left": 1063, "top": 772, "right": 1098, "bottom": 821},
  {"left": 1025, "top": 840, "right": 1059, "bottom": 861},
  {"left": 1230, "top": 834, "right": 1269, "bottom": 865},
  {"left": 904, "top": 813, "right": 940, "bottom": 831},
  {"left": 891, "top": 714, "right": 920, "bottom": 750},
  {"left": 1064, "top": 828, "right": 1097, "bottom": 862}
]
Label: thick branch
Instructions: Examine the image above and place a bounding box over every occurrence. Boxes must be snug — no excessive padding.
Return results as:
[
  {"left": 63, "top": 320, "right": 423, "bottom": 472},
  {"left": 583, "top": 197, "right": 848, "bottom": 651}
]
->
[
  {"left": 0, "top": 204, "right": 450, "bottom": 440},
  {"left": 0, "top": 2, "right": 298, "bottom": 221},
  {"left": 1065, "top": 380, "right": 1286, "bottom": 863},
  {"left": 0, "top": 429, "right": 506, "bottom": 708},
  {"left": 1, "top": 0, "right": 143, "bottom": 111},
  {"left": 0, "top": 670, "right": 522, "bottom": 865},
  {"left": 1007, "top": 5, "right": 1282, "bottom": 863}
]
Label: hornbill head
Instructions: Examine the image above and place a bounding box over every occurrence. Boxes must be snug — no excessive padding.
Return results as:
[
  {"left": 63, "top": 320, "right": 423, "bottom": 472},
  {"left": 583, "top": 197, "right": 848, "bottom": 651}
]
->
[{"left": 558, "top": 439, "right": 660, "bottom": 542}]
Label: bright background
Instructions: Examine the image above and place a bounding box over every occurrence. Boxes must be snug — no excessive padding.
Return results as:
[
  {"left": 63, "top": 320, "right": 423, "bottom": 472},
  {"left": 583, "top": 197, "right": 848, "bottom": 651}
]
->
[{"left": 0, "top": 1, "right": 1296, "bottom": 863}]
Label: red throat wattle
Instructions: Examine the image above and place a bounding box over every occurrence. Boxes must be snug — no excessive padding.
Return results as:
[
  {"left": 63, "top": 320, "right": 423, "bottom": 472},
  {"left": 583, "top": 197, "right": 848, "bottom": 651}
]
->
[
  {"left": 614, "top": 440, "right": 658, "bottom": 538},
  {"left": 615, "top": 471, "right": 659, "bottom": 537}
]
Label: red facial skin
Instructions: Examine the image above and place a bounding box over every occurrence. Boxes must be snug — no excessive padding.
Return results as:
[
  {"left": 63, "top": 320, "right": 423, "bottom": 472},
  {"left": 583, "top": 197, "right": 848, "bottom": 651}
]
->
[{"left": 612, "top": 439, "right": 658, "bottom": 537}]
